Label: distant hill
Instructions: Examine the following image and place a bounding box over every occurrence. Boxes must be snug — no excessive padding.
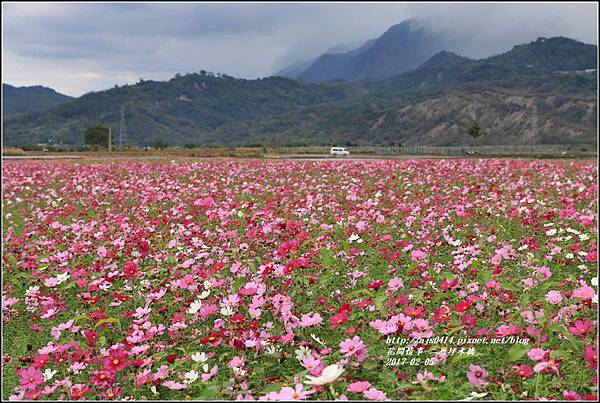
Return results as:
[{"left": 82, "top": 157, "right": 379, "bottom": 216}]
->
[
  {"left": 2, "top": 84, "right": 74, "bottom": 117},
  {"left": 2, "top": 36, "right": 597, "bottom": 148},
  {"left": 2, "top": 73, "right": 360, "bottom": 146},
  {"left": 283, "top": 20, "right": 451, "bottom": 82},
  {"left": 486, "top": 36, "right": 597, "bottom": 73}
]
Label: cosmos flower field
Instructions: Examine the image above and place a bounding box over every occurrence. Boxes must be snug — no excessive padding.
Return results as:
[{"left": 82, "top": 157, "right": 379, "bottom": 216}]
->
[{"left": 2, "top": 158, "right": 598, "bottom": 401}]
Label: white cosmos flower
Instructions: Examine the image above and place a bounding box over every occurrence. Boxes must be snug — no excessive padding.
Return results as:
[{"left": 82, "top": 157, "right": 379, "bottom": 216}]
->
[
  {"left": 203, "top": 280, "right": 213, "bottom": 289},
  {"left": 43, "top": 368, "right": 57, "bottom": 381},
  {"left": 591, "top": 277, "right": 598, "bottom": 287},
  {"left": 461, "top": 391, "right": 489, "bottom": 401},
  {"left": 183, "top": 370, "right": 199, "bottom": 384},
  {"left": 310, "top": 333, "right": 325, "bottom": 346},
  {"left": 295, "top": 346, "right": 312, "bottom": 361},
  {"left": 266, "top": 345, "right": 281, "bottom": 355},
  {"left": 220, "top": 306, "right": 234, "bottom": 316},
  {"left": 198, "top": 290, "right": 211, "bottom": 299},
  {"left": 188, "top": 300, "right": 202, "bottom": 315},
  {"left": 348, "top": 234, "right": 361, "bottom": 243},
  {"left": 233, "top": 367, "right": 247, "bottom": 376},
  {"left": 305, "top": 364, "right": 344, "bottom": 385},
  {"left": 191, "top": 352, "right": 209, "bottom": 363}
]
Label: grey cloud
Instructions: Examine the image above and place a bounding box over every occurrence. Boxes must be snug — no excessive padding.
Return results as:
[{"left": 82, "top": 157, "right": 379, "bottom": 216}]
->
[{"left": 2, "top": 2, "right": 597, "bottom": 96}]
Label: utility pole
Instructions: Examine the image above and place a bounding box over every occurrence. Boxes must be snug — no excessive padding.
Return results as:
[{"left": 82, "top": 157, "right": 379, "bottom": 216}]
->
[
  {"left": 119, "top": 106, "right": 126, "bottom": 148},
  {"left": 108, "top": 127, "right": 112, "bottom": 151}
]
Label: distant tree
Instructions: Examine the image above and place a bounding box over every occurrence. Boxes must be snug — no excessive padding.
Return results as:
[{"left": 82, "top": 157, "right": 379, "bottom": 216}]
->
[
  {"left": 468, "top": 120, "right": 482, "bottom": 139},
  {"left": 184, "top": 143, "right": 196, "bottom": 149},
  {"left": 84, "top": 125, "right": 110, "bottom": 148},
  {"left": 154, "top": 140, "right": 168, "bottom": 150}
]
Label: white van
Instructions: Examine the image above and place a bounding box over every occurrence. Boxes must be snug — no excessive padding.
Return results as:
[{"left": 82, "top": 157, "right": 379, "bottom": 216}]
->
[{"left": 330, "top": 147, "right": 350, "bottom": 156}]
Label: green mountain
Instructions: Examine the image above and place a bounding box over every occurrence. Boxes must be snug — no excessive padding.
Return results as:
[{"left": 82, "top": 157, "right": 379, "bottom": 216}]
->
[
  {"left": 2, "top": 36, "right": 597, "bottom": 148},
  {"left": 2, "top": 84, "right": 74, "bottom": 117},
  {"left": 3, "top": 73, "right": 361, "bottom": 146}
]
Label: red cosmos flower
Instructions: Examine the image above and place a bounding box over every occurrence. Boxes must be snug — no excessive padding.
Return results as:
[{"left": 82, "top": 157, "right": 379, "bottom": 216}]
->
[
  {"left": 403, "top": 306, "right": 426, "bottom": 318},
  {"left": 16, "top": 366, "right": 43, "bottom": 390},
  {"left": 31, "top": 354, "right": 49, "bottom": 369},
  {"left": 103, "top": 349, "right": 129, "bottom": 373},
  {"left": 166, "top": 354, "right": 177, "bottom": 363},
  {"left": 123, "top": 261, "right": 139, "bottom": 280},
  {"left": 510, "top": 364, "right": 534, "bottom": 379},
  {"left": 230, "top": 313, "right": 245, "bottom": 325},
  {"left": 584, "top": 346, "right": 598, "bottom": 369},
  {"left": 367, "top": 280, "right": 385, "bottom": 290},
  {"left": 329, "top": 311, "right": 349, "bottom": 329},
  {"left": 201, "top": 330, "right": 224, "bottom": 345},
  {"left": 70, "top": 384, "right": 91, "bottom": 400},
  {"left": 53, "top": 352, "right": 69, "bottom": 366},
  {"left": 84, "top": 330, "right": 99, "bottom": 346},
  {"left": 440, "top": 278, "right": 458, "bottom": 291},
  {"left": 454, "top": 301, "right": 472, "bottom": 313},
  {"left": 90, "top": 370, "right": 115, "bottom": 387},
  {"left": 357, "top": 300, "right": 372, "bottom": 309},
  {"left": 461, "top": 314, "right": 478, "bottom": 329},
  {"left": 100, "top": 387, "right": 123, "bottom": 400},
  {"left": 433, "top": 306, "right": 451, "bottom": 323}
]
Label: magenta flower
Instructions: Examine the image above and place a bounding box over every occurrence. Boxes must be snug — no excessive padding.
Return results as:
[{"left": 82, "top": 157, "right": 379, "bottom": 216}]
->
[{"left": 17, "top": 366, "right": 44, "bottom": 390}]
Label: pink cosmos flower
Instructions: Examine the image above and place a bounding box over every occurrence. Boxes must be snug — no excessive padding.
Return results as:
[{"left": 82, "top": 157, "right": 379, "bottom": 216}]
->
[
  {"left": 466, "top": 365, "right": 488, "bottom": 387},
  {"left": 411, "top": 250, "right": 427, "bottom": 262},
  {"left": 363, "top": 387, "right": 388, "bottom": 400},
  {"left": 573, "top": 286, "right": 596, "bottom": 300},
  {"left": 495, "top": 324, "right": 520, "bottom": 337},
  {"left": 533, "top": 359, "right": 559, "bottom": 374},
  {"left": 17, "top": 366, "right": 44, "bottom": 390},
  {"left": 545, "top": 290, "right": 563, "bottom": 305},
  {"left": 527, "top": 348, "right": 548, "bottom": 361},
  {"left": 299, "top": 313, "right": 323, "bottom": 328},
  {"left": 347, "top": 381, "right": 372, "bottom": 393},
  {"left": 387, "top": 278, "right": 404, "bottom": 292},
  {"left": 201, "top": 365, "right": 218, "bottom": 382},
  {"left": 162, "top": 381, "right": 188, "bottom": 390},
  {"left": 301, "top": 356, "right": 323, "bottom": 376},
  {"left": 339, "top": 336, "right": 366, "bottom": 357},
  {"left": 277, "top": 384, "right": 314, "bottom": 400}
]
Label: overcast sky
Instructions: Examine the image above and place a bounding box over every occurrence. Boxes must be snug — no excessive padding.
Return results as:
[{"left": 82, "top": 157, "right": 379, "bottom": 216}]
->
[{"left": 2, "top": 2, "right": 598, "bottom": 96}]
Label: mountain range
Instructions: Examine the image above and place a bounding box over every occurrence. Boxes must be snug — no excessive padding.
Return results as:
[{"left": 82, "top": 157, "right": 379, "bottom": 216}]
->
[
  {"left": 3, "top": 84, "right": 74, "bottom": 117},
  {"left": 2, "top": 28, "right": 597, "bottom": 148},
  {"left": 280, "top": 20, "right": 453, "bottom": 82}
]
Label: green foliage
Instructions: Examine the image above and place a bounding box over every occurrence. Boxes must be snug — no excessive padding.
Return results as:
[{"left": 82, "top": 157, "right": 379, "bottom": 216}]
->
[
  {"left": 84, "top": 125, "right": 110, "bottom": 147},
  {"left": 467, "top": 121, "right": 482, "bottom": 139}
]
